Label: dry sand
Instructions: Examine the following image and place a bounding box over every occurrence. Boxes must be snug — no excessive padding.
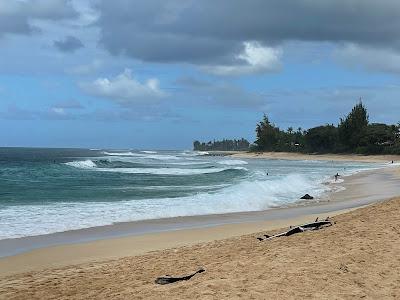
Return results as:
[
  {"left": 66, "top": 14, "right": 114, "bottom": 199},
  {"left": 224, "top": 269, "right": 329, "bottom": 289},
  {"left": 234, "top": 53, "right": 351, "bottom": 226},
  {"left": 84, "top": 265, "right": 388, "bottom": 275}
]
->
[{"left": 231, "top": 151, "right": 400, "bottom": 163}]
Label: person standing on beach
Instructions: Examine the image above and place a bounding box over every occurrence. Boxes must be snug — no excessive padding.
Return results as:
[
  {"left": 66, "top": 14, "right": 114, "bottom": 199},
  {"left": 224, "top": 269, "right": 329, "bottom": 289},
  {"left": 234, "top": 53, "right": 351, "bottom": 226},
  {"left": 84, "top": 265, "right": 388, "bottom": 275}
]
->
[{"left": 334, "top": 173, "right": 340, "bottom": 181}]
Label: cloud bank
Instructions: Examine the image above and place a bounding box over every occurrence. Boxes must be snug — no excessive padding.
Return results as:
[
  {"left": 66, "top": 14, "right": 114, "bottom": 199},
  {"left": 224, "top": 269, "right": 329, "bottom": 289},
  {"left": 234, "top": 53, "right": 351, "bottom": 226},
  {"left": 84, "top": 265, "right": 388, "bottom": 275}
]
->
[{"left": 96, "top": 0, "right": 400, "bottom": 70}]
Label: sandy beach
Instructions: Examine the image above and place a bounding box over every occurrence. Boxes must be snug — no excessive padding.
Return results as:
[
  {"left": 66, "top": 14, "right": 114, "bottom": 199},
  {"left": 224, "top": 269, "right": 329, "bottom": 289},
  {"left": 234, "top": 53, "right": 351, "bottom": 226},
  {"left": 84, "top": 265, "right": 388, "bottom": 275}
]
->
[
  {"left": 231, "top": 151, "right": 400, "bottom": 163},
  {"left": 2, "top": 197, "right": 400, "bottom": 299},
  {"left": 0, "top": 156, "right": 399, "bottom": 299}
]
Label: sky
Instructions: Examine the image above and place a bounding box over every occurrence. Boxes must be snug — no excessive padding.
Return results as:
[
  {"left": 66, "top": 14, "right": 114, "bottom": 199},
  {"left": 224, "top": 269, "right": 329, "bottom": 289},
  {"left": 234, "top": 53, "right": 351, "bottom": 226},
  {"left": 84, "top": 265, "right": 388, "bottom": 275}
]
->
[{"left": 1, "top": 0, "right": 400, "bottom": 149}]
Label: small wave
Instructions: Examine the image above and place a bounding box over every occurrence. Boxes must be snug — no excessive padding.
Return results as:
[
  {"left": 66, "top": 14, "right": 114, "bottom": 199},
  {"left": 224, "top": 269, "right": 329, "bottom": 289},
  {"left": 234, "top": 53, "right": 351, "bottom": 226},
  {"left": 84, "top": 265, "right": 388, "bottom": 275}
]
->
[
  {"left": 65, "top": 160, "right": 97, "bottom": 169},
  {"left": 183, "top": 151, "right": 209, "bottom": 156},
  {"left": 141, "top": 150, "right": 157, "bottom": 154},
  {"left": 144, "top": 154, "right": 181, "bottom": 160},
  {"left": 103, "top": 151, "right": 141, "bottom": 156},
  {"left": 166, "top": 161, "right": 211, "bottom": 166},
  {"left": 217, "top": 159, "right": 248, "bottom": 166},
  {"left": 196, "top": 151, "right": 209, "bottom": 155},
  {"left": 103, "top": 151, "right": 180, "bottom": 161},
  {"left": 96, "top": 166, "right": 247, "bottom": 175}
]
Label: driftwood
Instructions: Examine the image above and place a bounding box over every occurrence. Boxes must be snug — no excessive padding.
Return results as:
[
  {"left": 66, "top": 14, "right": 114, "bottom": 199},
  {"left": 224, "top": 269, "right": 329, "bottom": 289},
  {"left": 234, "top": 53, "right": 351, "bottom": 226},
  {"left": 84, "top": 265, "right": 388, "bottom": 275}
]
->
[
  {"left": 300, "top": 194, "right": 314, "bottom": 200},
  {"left": 155, "top": 268, "right": 205, "bottom": 285},
  {"left": 257, "top": 217, "right": 333, "bottom": 241}
]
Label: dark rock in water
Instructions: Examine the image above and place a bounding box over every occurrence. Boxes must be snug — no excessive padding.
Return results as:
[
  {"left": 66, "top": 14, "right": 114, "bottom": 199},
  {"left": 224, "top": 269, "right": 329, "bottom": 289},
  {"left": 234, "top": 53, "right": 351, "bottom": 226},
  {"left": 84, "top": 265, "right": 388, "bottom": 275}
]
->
[{"left": 300, "top": 194, "right": 314, "bottom": 200}]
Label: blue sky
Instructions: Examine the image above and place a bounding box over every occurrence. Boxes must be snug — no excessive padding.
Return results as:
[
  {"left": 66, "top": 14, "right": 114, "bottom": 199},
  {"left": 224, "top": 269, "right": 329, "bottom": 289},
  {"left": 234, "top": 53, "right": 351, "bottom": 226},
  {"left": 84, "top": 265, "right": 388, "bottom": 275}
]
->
[{"left": 1, "top": 0, "right": 400, "bottom": 149}]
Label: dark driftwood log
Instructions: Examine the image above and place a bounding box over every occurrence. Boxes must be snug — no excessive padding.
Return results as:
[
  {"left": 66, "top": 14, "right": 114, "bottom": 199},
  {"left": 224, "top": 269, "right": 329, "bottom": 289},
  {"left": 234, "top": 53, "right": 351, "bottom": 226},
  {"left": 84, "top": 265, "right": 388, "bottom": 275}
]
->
[
  {"left": 300, "top": 194, "right": 314, "bottom": 199},
  {"left": 257, "top": 219, "right": 332, "bottom": 241},
  {"left": 155, "top": 268, "right": 205, "bottom": 285}
]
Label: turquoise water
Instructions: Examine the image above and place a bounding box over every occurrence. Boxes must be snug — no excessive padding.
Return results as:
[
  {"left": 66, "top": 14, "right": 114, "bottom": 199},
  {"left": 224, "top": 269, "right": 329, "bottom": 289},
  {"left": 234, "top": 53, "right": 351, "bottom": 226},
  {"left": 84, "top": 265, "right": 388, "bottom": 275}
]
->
[{"left": 0, "top": 147, "right": 381, "bottom": 239}]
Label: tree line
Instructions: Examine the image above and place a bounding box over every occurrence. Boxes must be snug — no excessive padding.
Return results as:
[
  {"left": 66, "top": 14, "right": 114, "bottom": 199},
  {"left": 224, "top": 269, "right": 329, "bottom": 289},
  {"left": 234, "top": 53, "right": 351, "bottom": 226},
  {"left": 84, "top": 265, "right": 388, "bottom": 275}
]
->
[
  {"left": 254, "top": 101, "right": 400, "bottom": 155},
  {"left": 193, "top": 138, "right": 250, "bottom": 151}
]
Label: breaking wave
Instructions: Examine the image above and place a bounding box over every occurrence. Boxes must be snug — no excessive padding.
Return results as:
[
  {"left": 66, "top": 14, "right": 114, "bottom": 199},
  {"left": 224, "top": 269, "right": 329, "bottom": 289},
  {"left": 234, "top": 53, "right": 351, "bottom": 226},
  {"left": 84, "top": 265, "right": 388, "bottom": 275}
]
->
[
  {"left": 217, "top": 159, "right": 248, "bottom": 166},
  {"left": 102, "top": 151, "right": 140, "bottom": 156},
  {"left": 0, "top": 173, "right": 326, "bottom": 239},
  {"left": 65, "top": 160, "right": 97, "bottom": 169},
  {"left": 65, "top": 159, "right": 247, "bottom": 175}
]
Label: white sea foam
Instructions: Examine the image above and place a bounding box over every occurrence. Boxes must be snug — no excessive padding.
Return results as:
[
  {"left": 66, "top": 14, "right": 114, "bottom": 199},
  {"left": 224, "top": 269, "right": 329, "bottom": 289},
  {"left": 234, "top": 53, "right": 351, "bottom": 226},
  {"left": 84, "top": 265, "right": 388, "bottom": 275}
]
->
[
  {"left": 103, "top": 151, "right": 141, "bottom": 156},
  {"left": 329, "top": 178, "right": 344, "bottom": 184},
  {"left": 217, "top": 159, "right": 248, "bottom": 166},
  {"left": 181, "top": 151, "right": 209, "bottom": 156},
  {"left": 0, "top": 173, "right": 326, "bottom": 239},
  {"left": 141, "top": 150, "right": 157, "bottom": 154},
  {"left": 196, "top": 151, "right": 209, "bottom": 155},
  {"left": 103, "top": 151, "right": 180, "bottom": 161},
  {"left": 65, "top": 160, "right": 97, "bottom": 169},
  {"left": 65, "top": 159, "right": 246, "bottom": 175}
]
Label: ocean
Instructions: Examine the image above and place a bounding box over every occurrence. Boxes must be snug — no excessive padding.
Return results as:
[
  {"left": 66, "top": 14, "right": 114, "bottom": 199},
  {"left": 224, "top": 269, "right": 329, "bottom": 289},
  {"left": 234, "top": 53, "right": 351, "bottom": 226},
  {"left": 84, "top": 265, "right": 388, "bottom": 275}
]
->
[{"left": 0, "top": 147, "right": 381, "bottom": 240}]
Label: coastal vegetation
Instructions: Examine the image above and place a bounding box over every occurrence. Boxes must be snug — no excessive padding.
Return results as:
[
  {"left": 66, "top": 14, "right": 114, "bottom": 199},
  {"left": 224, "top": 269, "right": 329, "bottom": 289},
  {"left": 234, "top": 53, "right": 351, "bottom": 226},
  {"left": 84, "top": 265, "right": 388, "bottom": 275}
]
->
[
  {"left": 254, "top": 102, "right": 400, "bottom": 155},
  {"left": 192, "top": 102, "right": 399, "bottom": 154},
  {"left": 193, "top": 138, "right": 250, "bottom": 151}
]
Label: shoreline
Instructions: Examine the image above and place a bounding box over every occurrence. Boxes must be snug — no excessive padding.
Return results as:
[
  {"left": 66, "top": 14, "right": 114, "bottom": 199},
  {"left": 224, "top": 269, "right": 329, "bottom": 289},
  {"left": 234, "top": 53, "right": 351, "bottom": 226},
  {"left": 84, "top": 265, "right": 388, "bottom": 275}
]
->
[{"left": 1, "top": 164, "right": 399, "bottom": 277}]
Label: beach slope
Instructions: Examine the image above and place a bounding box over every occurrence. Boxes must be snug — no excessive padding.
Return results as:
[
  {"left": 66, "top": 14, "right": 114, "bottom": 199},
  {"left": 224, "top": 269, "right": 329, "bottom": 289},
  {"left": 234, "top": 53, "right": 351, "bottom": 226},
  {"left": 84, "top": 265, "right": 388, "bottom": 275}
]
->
[{"left": 1, "top": 197, "right": 400, "bottom": 299}]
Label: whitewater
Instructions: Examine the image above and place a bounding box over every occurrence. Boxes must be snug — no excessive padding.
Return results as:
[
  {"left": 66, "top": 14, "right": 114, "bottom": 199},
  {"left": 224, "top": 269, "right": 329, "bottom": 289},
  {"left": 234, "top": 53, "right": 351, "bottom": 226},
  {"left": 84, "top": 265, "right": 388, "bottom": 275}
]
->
[{"left": 0, "top": 148, "right": 383, "bottom": 239}]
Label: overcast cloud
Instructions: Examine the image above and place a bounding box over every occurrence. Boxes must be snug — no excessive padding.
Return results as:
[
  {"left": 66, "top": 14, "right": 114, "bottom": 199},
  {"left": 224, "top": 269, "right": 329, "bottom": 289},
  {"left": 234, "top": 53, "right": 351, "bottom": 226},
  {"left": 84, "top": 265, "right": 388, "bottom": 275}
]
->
[
  {"left": 54, "top": 35, "right": 84, "bottom": 52},
  {"left": 0, "top": 0, "right": 78, "bottom": 37},
  {"left": 97, "top": 0, "right": 400, "bottom": 67}
]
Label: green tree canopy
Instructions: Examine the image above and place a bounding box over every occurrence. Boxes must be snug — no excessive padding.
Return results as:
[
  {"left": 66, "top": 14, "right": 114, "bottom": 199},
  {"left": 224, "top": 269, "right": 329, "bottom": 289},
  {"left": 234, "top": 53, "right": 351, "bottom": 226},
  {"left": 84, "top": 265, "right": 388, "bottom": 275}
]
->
[
  {"left": 338, "top": 101, "right": 369, "bottom": 151},
  {"left": 305, "top": 125, "right": 338, "bottom": 153},
  {"left": 254, "top": 115, "right": 281, "bottom": 151}
]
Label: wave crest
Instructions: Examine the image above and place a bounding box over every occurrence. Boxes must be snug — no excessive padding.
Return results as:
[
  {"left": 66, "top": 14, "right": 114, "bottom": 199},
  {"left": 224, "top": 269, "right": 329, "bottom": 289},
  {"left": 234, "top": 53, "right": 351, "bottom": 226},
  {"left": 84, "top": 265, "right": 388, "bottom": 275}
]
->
[
  {"left": 217, "top": 159, "right": 248, "bottom": 166},
  {"left": 65, "top": 160, "right": 97, "bottom": 169},
  {"left": 65, "top": 159, "right": 247, "bottom": 175}
]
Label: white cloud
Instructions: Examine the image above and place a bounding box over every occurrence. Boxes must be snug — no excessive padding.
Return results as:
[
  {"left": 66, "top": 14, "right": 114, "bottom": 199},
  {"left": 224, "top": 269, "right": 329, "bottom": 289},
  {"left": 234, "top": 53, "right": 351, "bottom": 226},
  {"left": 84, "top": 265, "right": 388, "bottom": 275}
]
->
[
  {"left": 335, "top": 44, "right": 400, "bottom": 73},
  {"left": 80, "top": 69, "right": 166, "bottom": 104},
  {"left": 202, "top": 42, "right": 282, "bottom": 76}
]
